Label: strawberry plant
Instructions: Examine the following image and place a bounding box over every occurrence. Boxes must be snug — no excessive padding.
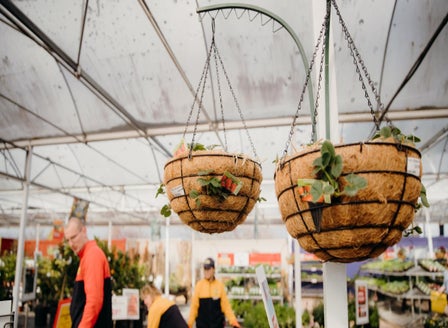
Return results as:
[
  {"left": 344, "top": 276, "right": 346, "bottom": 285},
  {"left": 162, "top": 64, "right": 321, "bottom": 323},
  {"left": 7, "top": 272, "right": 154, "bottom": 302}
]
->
[
  {"left": 189, "top": 170, "right": 243, "bottom": 207},
  {"left": 297, "top": 140, "right": 367, "bottom": 204}
]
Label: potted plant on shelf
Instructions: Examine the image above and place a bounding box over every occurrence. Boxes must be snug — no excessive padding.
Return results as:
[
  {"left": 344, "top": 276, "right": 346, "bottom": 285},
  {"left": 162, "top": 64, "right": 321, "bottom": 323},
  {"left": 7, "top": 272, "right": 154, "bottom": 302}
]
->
[{"left": 160, "top": 142, "right": 263, "bottom": 234}]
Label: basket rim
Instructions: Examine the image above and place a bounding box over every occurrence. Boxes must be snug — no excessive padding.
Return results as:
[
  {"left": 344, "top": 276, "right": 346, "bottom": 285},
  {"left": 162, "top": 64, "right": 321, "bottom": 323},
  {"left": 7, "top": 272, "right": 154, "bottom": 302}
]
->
[
  {"left": 275, "top": 140, "right": 421, "bottom": 176},
  {"left": 164, "top": 150, "right": 262, "bottom": 169}
]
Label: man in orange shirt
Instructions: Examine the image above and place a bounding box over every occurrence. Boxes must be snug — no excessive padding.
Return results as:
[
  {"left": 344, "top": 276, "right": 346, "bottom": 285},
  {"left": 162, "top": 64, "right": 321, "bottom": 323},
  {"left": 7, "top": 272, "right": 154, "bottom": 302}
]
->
[{"left": 65, "top": 217, "right": 112, "bottom": 327}]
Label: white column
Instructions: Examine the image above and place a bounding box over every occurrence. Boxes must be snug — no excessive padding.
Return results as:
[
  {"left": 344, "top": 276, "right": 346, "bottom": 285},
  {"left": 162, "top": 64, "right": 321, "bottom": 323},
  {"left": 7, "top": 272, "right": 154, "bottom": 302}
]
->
[
  {"left": 294, "top": 241, "right": 302, "bottom": 328},
  {"left": 191, "top": 230, "right": 196, "bottom": 292},
  {"left": 13, "top": 145, "right": 33, "bottom": 328},
  {"left": 164, "top": 217, "right": 170, "bottom": 296},
  {"left": 323, "top": 263, "right": 348, "bottom": 328},
  {"left": 311, "top": 1, "right": 347, "bottom": 327},
  {"left": 425, "top": 207, "right": 434, "bottom": 258}
]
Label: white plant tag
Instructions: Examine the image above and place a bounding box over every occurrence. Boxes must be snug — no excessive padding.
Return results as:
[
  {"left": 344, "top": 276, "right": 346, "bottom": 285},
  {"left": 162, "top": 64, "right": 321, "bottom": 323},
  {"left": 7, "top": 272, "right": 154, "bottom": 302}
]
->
[
  {"left": 170, "top": 185, "right": 185, "bottom": 197},
  {"left": 407, "top": 157, "right": 420, "bottom": 177}
]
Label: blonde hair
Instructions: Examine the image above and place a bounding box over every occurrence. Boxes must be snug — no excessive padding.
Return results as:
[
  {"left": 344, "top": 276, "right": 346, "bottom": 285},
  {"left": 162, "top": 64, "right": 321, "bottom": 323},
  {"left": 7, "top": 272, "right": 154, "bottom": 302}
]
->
[{"left": 141, "top": 284, "right": 161, "bottom": 299}]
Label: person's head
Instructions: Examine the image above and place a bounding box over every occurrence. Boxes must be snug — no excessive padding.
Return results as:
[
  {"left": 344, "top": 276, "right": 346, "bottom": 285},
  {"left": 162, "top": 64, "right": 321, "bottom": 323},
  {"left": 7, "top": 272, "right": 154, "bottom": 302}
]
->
[
  {"left": 141, "top": 284, "right": 161, "bottom": 309},
  {"left": 64, "top": 217, "right": 88, "bottom": 254},
  {"left": 203, "top": 257, "right": 215, "bottom": 281}
]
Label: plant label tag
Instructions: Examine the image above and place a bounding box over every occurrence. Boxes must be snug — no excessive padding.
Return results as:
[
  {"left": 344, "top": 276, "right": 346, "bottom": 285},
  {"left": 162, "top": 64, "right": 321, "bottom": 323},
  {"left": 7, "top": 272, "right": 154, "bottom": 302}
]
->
[
  {"left": 407, "top": 157, "right": 420, "bottom": 177},
  {"left": 170, "top": 185, "right": 185, "bottom": 197}
]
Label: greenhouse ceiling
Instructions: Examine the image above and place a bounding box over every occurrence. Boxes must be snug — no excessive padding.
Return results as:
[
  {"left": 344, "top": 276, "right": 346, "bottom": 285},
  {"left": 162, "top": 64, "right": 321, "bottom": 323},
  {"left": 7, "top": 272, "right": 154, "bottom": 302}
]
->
[{"left": 0, "top": 0, "right": 447, "bottom": 230}]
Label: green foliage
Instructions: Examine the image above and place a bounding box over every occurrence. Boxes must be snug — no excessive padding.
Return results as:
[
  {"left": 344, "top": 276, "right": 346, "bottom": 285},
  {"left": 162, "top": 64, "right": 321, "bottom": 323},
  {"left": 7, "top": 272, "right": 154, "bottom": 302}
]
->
[
  {"left": 155, "top": 184, "right": 172, "bottom": 218},
  {"left": 298, "top": 140, "right": 367, "bottom": 204},
  {"left": 313, "top": 299, "right": 380, "bottom": 328},
  {"left": 312, "top": 302, "right": 325, "bottom": 326},
  {"left": 230, "top": 300, "right": 296, "bottom": 328},
  {"left": 302, "top": 308, "right": 311, "bottom": 326},
  {"left": 372, "top": 125, "right": 420, "bottom": 144},
  {"left": 275, "top": 303, "right": 295, "bottom": 327},
  {"left": 424, "top": 314, "right": 448, "bottom": 327},
  {"left": 243, "top": 301, "right": 270, "bottom": 328},
  {"left": 36, "top": 243, "right": 79, "bottom": 306},
  {"left": 96, "top": 239, "right": 147, "bottom": 294},
  {"left": 0, "top": 251, "right": 16, "bottom": 300}
]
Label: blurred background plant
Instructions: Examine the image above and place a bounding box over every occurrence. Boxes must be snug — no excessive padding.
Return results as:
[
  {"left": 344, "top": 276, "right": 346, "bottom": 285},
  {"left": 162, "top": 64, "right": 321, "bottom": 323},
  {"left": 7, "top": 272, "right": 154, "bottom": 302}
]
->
[{"left": 0, "top": 250, "right": 16, "bottom": 300}]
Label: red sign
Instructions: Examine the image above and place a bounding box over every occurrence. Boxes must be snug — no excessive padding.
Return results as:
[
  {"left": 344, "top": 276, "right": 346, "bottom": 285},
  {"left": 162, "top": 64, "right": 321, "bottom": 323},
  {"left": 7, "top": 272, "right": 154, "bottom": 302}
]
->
[{"left": 249, "top": 253, "right": 281, "bottom": 266}]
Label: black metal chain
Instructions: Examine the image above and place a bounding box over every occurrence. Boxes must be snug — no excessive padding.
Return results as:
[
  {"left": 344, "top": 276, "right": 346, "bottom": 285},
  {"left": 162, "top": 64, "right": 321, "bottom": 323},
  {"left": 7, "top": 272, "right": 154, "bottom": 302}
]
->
[
  {"left": 212, "top": 22, "right": 228, "bottom": 151},
  {"left": 182, "top": 18, "right": 259, "bottom": 161},
  {"left": 330, "top": 0, "right": 389, "bottom": 130},
  {"left": 282, "top": 8, "right": 331, "bottom": 159},
  {"left": 182, "top": 22, "right": 215, "bottom": 157},
  {"left": 213, "top": 44, "right": 258, "bottom": 160}
]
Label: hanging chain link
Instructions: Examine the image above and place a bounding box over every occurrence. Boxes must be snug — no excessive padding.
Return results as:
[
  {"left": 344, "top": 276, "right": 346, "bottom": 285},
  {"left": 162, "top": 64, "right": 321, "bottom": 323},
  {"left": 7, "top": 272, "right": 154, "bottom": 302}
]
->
[
  {"left": 330, "top": 0, "right": 390, "bottom": 130},
  {"left": 182, "top": 27, "right": 214, "bottom": 149},
  {"left": 213, "top": 45, "right": 259, "bottom": 160},
  {"left": 213, "top": 29, "right": 228, "bottom": 151},
  {"left": 182, "top": 18, "right": 258, "bottom": 160},
  {"left": 282, "top": 0, "right": 393, "bottom": 159},
  {"left": 282, "top": 9, "right": 331, "bottom": 159}
]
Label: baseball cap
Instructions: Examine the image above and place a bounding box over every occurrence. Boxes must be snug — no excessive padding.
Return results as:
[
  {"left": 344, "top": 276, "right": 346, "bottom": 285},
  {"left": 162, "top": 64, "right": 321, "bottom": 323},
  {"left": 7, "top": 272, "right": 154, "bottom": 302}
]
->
[{"left": 203, "top": 257, "right": 215, "bottom": 269}]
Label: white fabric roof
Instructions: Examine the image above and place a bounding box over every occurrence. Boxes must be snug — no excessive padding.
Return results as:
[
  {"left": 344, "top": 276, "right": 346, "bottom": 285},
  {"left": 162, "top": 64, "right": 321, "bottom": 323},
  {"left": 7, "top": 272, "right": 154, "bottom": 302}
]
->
[{"left": 0, "top": 0, "right": 447, "bottom": 230}]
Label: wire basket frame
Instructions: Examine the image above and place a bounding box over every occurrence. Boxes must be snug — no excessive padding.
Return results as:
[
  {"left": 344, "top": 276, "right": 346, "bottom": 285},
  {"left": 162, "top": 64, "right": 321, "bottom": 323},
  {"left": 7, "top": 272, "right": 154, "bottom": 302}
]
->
[
  {"left": 275, "top": 141, "right": 422, "bottom": 262},
  {"left": 163, "top": 19, "right": 262, "bottom": 233},
  {"left": 275, "top": 0, "right": 423, "bottom": 262}
]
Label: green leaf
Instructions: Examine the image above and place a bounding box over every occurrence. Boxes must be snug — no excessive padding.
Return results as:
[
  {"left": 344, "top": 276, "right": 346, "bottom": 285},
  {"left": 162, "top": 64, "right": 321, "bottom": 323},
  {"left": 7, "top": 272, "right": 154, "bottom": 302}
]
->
[
  {"left": 155, "top": 183, "right": 165, "bottom": 198},
  {"left": 198, "top": 169, "right": 214, "bottom": 175},
  {"left": 189, "top": 143, "right": 206, "bottom": 151},
  {"left": 197, "top": 178, "right": 210, "bottom": 186},
  {"left": 342, "top": 174, "right": 367, "bottom": 196},
  {"left": 420, "top": 184, "right": 430, "bottom": 208},
  {"left": 210, "top": 177, "right": 222, "bottom": 188},
  {"left": 321, "top": 140, "right": 336, "bottom": 158},
  {"left": 330, "top": 154, "right": 343, "bottom": 178},
  {"left": 160, "top": 204, "right": 172, "bottom": 217},
  {"left": 320, "top": 150, "right": 332, "bottom": 168},
  {"left": 312, "top": 157, "right": 323, "bottom": 170},
  {"left": 310, "top": 181, "right": 324, "bottom": 202},
  {"left": 189, "top": 189, "right": 200, "bottom": 199}
]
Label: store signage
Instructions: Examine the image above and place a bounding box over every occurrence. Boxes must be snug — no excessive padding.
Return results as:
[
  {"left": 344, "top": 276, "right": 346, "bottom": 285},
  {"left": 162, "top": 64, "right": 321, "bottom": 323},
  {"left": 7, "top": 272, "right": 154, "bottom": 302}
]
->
[
  {"left": 218, "top": 252, "right": 281, "bottom": 266},
  {"left": 355, "top": 280, "right": 369, "bottom": 325},
  {"left": 256, "top": 265, "right": 279, "bottom": 328},
  {"left": 112, "top": 288, "right": 140, "bottom": 320},
  {"left": 53, "top": 298, "right": 71, "bottom": 328}
]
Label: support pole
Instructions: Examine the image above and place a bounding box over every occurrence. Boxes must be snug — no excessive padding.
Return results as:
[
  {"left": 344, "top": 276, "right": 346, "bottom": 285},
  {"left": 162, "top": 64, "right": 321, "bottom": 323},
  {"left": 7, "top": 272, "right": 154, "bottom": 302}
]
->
[
  {"left": 164, "top": 217, "right": 170, "bottom": 296},
  {"left": 294, "top": 241, "right": 302, "bottom": 328},
  {"left": 13, "top": 145, "right": 33, "bottom": 328},
  {"left": 425, "top": 207, "right": 434, "bottom": 258},
  {"left": 312, "top": 1, "right": 347, "bottom": 327},
  {"left": 191, "top": 230, "right": 196, "bottom": 293}
]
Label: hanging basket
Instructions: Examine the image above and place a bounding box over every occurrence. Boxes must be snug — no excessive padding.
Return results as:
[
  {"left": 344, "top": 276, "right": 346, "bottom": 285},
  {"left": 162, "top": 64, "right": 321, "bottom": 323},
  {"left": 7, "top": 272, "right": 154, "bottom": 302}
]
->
[
  {"left": 275, "top": 141, "right": 422, "bottom": 263},
  {"left": 164, "top": 150, "right": 262, "bottom": 234}
]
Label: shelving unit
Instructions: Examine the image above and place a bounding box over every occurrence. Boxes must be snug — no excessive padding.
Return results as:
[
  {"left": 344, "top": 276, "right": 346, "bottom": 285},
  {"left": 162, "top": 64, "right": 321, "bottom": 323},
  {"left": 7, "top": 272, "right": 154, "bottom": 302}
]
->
[
  {"left": 301, "top": 260, "right": 323, "bottom": 298},
  {"left": 217, "top": 265, "right": 284, "bottom": 303},
  {"left": 358, "top": 259, "right": 445, "bottom": 317}
]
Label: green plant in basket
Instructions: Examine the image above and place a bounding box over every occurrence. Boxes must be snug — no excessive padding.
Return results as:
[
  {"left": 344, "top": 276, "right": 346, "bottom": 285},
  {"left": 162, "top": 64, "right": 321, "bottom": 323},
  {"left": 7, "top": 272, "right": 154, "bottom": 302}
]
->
[
  {"left": 157, "top": 141, "right": 265, "bottom": 218},
  {"left": 297, "top": 140, "right": 368, "bottom": 204},
  {"left": 189, "top": 169, "right": 243, "bottom": 207}
]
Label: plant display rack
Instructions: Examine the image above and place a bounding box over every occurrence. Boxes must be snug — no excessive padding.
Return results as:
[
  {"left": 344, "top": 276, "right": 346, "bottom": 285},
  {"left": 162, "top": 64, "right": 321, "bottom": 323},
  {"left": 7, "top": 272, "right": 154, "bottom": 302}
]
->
[
  {"left": 357, "top": 259, "right": 445, "bottom": 317},
  {"left": 217, "top": 264, "right": 283, "bottom": 303},
  {"left": 301, "top": 260, "right": 324, "bottom": 298}
]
